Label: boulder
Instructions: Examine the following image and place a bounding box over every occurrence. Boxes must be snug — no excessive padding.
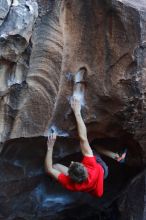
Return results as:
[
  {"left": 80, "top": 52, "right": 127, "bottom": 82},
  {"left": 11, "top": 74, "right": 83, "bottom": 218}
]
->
[{"left": 0, "top": 0, "right": 146, "bottom": 219}]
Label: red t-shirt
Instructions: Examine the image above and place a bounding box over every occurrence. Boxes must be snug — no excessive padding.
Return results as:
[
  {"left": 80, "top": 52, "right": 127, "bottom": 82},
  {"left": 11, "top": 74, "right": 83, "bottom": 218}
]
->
[{"left": 58, "top": 156, "right": 104, "bottom": 197}]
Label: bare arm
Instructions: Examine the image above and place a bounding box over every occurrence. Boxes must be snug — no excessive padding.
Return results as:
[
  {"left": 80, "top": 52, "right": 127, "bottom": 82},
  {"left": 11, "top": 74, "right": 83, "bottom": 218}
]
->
[
  {"left": 53, "top": 163, "right": 68, "bottom": 175},
  {"left": 94, "top": 145, "right": 119, "bottom": 160},
  {"left": 71, "top": 97, "right": 93, "bottom": 156},
  {"left": 93, "top": 145, "right": 127, "bottom": 162},
  {"left": 45, "top": 133, "right": 61, "bottom": 180}
]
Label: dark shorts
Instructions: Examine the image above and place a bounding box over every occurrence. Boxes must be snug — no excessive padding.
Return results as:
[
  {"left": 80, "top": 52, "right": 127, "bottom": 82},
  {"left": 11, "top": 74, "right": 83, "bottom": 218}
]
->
[{"left": 94, "top": 152, "right": 109, "bottom": 179}]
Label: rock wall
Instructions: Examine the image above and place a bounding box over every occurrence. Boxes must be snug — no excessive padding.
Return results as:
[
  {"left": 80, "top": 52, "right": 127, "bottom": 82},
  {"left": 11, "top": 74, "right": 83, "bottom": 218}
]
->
[{"left": 0, "top": 0, "right": 146, "bottom": 219}]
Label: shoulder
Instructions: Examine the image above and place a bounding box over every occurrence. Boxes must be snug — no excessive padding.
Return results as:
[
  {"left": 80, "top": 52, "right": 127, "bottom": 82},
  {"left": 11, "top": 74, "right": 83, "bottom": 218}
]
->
[
  {"left": 82, "top": 155, "right": 97, "bottom": 167},
  {"left": 58, "top": 173, "right": 69, "bottom": 183},
  {"left": 82, "top": 155, "right": 96, "bottom": 161},
  {"left": 57, "top": 173, "right": 77, "bottom": 191}
]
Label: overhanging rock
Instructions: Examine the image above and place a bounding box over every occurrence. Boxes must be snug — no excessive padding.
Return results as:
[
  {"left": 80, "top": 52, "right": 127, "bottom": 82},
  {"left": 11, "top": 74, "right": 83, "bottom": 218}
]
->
[{"left": 0, "top": 0, "right": 146, "bottom": 219}]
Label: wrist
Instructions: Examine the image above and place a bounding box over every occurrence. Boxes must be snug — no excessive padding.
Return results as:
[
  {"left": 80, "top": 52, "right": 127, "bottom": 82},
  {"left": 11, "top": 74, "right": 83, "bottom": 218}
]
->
[
  {"left": 47, "top": 145, "right": 53, "bottom": 150},
  {"left": 74, "top": 111, "right": 81, "bottom": 116}
]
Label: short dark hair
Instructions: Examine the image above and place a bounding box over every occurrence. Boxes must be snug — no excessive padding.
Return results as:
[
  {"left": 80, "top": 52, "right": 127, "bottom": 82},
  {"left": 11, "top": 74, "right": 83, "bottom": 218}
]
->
[{"left": 68, "top": 162, "right": 88, "bottom": 183}]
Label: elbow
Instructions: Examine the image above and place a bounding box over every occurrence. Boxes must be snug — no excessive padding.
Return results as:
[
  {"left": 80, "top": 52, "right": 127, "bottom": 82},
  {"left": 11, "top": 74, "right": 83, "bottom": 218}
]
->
[
  {"left": 80, "top": 136, "right": 88, "bottom": 144},
  {"left": 44, "top": 165, "right": 49, "bottom": 174},
  {"left": 78, "top": 132, "right": 88, "bottom": 142},
  {"left": 45, "top": 166, "right": 53, "bottom": 175},
  {"left": 44, "top": 162, "right": 52, "bottom": 174}
]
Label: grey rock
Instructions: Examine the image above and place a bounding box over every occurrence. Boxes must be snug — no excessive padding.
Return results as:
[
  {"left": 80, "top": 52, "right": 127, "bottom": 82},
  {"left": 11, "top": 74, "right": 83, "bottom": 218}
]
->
[{"left": 0, "top": 0, "right": 12, "bottom": 26}]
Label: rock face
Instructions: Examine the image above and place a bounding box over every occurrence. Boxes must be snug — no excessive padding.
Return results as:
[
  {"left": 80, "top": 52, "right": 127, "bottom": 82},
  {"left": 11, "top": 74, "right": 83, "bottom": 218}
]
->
[{"left": 0, "top": 0, "right": 146, "bottom": 219}]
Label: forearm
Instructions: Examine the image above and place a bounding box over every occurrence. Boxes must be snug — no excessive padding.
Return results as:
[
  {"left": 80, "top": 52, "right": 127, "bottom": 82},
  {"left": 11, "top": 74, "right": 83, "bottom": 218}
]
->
[
  {"left": 71, "top": 97, "right": 92, "bottom": 156},
  {"left": 74, "top": 111, "right": 92, "bottom": 155},
  {"left": 45, "top": 134, "right": 61, "bottom": 179},
  {"left": 94, "top": 146, "right": 118, "bottom": 160},
  {"left": 45, "top": 147, "right": 53, "bottom": 173},
  {"left": 45, "top": 148, "right": 61, "bottom": 180},
  {"left": 74, "top": 112, "right": 87, "bottom": 142}
]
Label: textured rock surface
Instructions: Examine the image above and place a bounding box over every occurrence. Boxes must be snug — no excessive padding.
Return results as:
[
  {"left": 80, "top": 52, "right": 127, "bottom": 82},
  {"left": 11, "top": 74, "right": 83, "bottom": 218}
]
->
[
  {"left": 0, "top": 137, "right": 143, "bottom": 220},
  {"left": 0, "top": 0, "right": 11, "bottom": 26},
  {"left": 0, "top": 0, "right": 146, "bottom": 219}
]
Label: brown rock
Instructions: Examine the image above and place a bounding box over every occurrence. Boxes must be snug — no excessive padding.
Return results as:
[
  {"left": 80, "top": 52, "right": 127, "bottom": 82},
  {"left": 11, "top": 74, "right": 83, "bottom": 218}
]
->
[{"left": 0, "top": 0, "right": 146, "bottom": 219}]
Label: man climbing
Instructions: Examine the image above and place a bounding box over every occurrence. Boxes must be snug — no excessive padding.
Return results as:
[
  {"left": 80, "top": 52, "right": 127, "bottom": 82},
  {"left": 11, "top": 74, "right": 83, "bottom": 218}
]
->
[{"left": 45, "top": 97, "right": 126, "bottom": 197}]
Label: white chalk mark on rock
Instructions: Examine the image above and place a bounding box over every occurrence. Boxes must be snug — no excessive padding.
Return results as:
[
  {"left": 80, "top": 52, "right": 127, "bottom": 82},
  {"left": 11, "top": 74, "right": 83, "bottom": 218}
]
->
[
  {"left": 45, "top": 125, "right": 69, "bottom": 137},
  {"left": 72, "top": 68, "right": 86, "bottom": 106},
  {"left": 73, "top": 85, "right": 85, "bottom": 105},
  {"left": 8, "top": 72, "right": 21, "bottom": 87},
  {"left": 74, "top": 70, "right": 84, "bottom": 83},
  {"left": 0, "top": 33, "right": 8, "bottom": 38},
  {"left": 12, "top": 0, "right": 19, "bottom": 6}
]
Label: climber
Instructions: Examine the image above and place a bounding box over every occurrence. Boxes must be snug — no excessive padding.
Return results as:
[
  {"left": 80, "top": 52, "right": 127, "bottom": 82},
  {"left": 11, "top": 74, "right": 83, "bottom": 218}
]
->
[{"left": 45, "top": 97, "right": 127, "bottom": 197}]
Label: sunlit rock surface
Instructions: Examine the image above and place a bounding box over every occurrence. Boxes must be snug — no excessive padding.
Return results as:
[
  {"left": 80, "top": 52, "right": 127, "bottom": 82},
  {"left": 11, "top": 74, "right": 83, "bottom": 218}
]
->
[{"left": 0, "top": 0, "right": 146, "bottom": 219}]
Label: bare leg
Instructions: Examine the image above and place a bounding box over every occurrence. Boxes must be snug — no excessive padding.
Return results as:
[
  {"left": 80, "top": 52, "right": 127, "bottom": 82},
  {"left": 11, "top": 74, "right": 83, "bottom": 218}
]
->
[{"left": 94, "top": 146, "right": 127, "bottom": 162}]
